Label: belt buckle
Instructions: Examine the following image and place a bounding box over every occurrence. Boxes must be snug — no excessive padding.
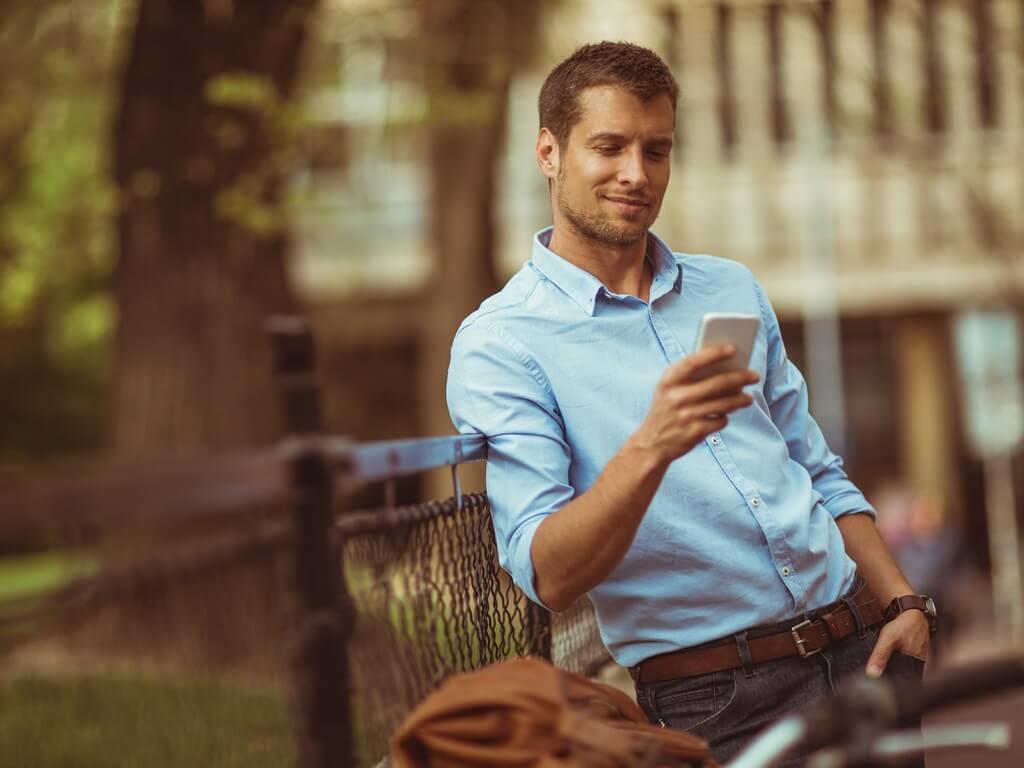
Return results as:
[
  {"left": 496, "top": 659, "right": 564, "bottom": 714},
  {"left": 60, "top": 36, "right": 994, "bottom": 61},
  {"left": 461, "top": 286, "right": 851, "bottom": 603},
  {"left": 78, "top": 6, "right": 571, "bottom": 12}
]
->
[{"left": 790, "top": 619, "right": 821, "bottom": 658}]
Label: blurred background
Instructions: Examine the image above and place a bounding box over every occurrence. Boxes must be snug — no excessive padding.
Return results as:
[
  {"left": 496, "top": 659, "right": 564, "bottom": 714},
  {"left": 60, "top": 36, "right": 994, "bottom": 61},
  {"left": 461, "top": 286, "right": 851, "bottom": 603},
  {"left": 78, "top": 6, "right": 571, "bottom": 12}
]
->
[{"left": 1, "top": 0, "right": 1023, "bottom": 765}]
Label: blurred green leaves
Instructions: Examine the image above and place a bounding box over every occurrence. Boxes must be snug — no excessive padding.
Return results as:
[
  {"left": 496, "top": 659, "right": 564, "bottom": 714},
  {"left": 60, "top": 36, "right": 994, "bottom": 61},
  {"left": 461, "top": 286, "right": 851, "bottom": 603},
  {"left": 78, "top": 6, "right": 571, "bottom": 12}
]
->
[
  {"left": 205, "top": 73, "right": 278, "bottom": 112},
  {"left": 202, "top": 71, "right": 304, "bottom": 238},
  {"left": 0, "top": 0, "right": 120, "bottom": 459}
]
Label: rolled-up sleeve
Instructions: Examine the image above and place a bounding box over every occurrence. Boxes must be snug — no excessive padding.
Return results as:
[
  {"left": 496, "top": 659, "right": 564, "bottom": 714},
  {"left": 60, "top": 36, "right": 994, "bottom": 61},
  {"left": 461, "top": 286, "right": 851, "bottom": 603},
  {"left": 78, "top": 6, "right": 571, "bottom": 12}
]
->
[
  {"left": 755, "top": 281, "right": 876, "bottom": 521},
  {"left": 447, "top": 321, "right": 574, "bottom": 608}
]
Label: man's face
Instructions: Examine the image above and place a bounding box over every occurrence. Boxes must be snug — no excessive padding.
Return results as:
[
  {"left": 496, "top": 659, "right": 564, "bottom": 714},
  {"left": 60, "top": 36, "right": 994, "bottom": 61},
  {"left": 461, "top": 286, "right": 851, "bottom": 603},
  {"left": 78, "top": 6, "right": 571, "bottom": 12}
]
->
[{"left": 547, "top": 86, "right": 674, "bottom": 247}]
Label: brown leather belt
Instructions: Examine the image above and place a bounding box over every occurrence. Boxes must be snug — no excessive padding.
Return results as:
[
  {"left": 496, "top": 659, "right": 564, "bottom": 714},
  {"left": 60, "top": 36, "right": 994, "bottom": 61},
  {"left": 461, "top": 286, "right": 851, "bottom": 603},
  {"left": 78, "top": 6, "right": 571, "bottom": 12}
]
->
[{"left": 633, "top": 583, "right": 885, "bottom": 684}]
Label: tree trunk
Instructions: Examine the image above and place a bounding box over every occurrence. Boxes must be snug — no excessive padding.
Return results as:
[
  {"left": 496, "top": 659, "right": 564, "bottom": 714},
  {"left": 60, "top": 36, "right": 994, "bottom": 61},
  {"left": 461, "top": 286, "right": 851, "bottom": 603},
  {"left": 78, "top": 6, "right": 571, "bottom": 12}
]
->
[
  {"left": 113, "top": 0, "right": 316, "bottom": 456},
  {"left": 417, "top": 0, "right": 540, "bottom": 497},
  {"left": 95, "top": 0, "right": 319, "bottom": 677}
]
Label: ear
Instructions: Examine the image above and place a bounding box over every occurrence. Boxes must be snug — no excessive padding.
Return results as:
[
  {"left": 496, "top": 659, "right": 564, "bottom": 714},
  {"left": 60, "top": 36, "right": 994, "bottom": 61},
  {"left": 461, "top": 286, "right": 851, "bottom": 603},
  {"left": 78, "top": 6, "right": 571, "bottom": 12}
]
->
[{"left": 536, "top": 128, "right": 559, "bottom": 181}]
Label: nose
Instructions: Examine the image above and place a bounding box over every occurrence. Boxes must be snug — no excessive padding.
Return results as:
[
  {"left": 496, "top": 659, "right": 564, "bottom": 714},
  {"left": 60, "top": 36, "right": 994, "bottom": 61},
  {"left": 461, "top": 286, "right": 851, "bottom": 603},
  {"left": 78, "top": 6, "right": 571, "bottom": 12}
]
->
[{"left": 616, "top": 146, "right": 649, "bottom": 189}]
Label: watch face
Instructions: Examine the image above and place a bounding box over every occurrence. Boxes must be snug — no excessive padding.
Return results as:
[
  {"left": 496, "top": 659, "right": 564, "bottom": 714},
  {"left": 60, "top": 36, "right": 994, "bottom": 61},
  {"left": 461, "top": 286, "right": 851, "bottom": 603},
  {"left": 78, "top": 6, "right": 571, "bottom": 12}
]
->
[{"left": 924, "top": 596, "right": 937, "bottom": 618}]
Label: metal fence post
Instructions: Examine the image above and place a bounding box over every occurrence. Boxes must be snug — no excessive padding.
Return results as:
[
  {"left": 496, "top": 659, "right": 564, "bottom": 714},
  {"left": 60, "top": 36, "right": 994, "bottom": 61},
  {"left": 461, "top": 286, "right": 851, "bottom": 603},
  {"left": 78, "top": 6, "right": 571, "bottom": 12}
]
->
[{"left": 269, "top": 316, "right": 354, "bottom": 768}]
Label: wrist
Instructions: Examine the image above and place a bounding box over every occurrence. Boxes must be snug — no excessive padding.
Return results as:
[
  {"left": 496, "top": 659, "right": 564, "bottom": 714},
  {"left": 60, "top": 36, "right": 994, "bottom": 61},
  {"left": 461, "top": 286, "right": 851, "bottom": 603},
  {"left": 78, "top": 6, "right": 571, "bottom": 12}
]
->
[
  {"left": 885, "top": 594, "right": 938, "bottom": 635},
  {"left": 621, "top": 433, "right": 672, "bottom": 475}
]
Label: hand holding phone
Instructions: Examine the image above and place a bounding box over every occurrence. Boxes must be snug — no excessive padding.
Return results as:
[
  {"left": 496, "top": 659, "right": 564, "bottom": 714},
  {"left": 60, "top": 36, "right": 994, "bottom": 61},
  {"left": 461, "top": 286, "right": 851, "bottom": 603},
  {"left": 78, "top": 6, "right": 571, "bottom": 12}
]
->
[
  {"left": 692, "top": 313, "right": 760, "bottom": 381},
  {"left": 631, "top": 318, "right": 760, "bottom": 465}
]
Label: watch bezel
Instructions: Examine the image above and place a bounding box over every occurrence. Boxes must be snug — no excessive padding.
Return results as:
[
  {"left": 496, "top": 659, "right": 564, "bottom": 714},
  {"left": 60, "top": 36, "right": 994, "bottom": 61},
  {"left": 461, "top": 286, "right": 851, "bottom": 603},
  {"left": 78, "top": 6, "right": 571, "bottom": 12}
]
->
[{"left": 922, "top": 595, "right": 937, "bottom": 620}]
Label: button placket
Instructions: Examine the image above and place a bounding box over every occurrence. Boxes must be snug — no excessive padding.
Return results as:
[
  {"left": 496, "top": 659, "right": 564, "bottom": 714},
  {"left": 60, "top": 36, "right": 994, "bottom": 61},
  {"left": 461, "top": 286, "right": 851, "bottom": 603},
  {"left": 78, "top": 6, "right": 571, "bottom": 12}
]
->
[
  {"left": 697, "top": 425, "right": 801, "bottom": 599},
  {"left": 648, "top": 308, "right": 682, "bottom": 362}
]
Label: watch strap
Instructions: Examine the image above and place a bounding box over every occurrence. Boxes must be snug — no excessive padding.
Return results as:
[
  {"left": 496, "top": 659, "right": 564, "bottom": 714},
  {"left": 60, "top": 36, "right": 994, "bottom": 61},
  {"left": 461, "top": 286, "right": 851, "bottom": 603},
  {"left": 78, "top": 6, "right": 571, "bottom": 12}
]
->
[{"left": 885, "top": 594, "right": 937, "bottom": 634}]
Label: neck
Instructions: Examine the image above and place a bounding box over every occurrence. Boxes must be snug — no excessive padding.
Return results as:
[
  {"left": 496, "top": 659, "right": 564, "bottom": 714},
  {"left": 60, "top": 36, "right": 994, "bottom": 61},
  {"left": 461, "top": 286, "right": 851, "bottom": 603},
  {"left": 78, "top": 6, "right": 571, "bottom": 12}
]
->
[{"left": 547, "top": 222, "right": 652, "bottom": 301}]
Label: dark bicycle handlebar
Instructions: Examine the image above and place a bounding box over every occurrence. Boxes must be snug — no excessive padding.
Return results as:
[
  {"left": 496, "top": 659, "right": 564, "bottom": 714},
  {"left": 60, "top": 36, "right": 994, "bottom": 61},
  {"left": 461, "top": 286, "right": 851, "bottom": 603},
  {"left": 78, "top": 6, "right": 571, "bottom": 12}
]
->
[
  {"left": 895, "top": 655, "right": 1024, "bottom": 719},
  {"left": 798, "top": 655, "right": 1024, "bottom": 757}
]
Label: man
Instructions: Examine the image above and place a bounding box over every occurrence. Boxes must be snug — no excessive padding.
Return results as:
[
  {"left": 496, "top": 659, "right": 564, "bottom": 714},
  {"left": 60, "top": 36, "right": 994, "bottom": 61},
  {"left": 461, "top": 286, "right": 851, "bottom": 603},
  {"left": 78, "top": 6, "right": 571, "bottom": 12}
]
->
[{"left": 446, "top": 41, "right": 933, "bottom": 763}]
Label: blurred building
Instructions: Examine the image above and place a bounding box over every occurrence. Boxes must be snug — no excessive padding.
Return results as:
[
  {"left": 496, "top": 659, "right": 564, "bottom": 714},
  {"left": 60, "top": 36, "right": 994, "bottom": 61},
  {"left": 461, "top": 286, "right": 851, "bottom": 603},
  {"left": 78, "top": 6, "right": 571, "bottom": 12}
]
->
[{"left": 295, "top": 0, "right": 1024, "bottom": 553}]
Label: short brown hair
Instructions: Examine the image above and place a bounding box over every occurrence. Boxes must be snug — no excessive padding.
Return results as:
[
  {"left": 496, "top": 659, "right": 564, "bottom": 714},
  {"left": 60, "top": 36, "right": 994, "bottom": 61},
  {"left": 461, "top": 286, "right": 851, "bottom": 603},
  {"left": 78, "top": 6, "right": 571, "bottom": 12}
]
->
[{"left": 538, "top": 41, "right": 679, "bottom": 147}]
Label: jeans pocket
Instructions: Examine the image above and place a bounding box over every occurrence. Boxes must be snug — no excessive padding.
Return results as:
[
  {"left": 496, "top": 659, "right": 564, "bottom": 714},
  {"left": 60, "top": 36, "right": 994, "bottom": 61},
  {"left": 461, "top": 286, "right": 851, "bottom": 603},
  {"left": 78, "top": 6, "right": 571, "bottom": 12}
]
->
[
  {"left": 643, "top": 670, "right": 738, "bottom": 733},
  {"left": 887, "top": 651, "right": 926, "bottom": 679},
  {"left": 886, "top": 653, "right": 926, "bottom": 730}
]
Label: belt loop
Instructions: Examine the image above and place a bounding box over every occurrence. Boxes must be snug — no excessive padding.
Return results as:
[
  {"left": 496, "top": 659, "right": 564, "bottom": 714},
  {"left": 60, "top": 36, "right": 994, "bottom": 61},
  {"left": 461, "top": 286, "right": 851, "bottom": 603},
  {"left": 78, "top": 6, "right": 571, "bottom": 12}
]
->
[
  {"left": 734, "top": 632, "right": 757, "bottom": 678},
  {"left": 842, "top": 595, "right": 867, "bottom": 639}
]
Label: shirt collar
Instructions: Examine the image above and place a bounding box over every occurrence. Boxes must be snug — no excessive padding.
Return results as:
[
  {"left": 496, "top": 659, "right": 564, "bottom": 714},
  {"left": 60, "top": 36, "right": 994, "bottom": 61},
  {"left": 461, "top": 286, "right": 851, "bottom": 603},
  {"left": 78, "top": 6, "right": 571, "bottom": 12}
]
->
[{"left": 530, "top": 227, "right": 683, "bottom": 316}]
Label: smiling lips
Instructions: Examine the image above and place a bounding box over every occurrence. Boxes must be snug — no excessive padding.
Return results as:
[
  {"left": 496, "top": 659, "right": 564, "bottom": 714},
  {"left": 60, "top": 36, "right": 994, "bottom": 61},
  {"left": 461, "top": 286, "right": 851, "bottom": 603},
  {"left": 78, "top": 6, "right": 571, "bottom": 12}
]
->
[{"left": 604, "top": 195, "right": 649, "bottom": 213}]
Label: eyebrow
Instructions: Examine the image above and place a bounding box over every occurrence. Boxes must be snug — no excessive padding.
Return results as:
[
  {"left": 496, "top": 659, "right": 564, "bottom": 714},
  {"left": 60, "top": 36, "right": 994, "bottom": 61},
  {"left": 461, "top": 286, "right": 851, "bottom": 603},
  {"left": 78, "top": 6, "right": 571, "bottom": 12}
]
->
[{"left": 586, "top": 132, "right": 674, "bottom": 149}]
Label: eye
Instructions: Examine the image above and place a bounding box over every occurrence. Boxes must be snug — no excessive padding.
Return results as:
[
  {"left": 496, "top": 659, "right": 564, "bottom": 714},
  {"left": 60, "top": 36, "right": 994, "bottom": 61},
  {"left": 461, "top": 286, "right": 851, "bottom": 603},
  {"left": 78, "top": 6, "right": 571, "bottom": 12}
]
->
[
  {"left": 595, "top": 145, "right": 621, "bottom": 155},
  {"left": 646, "top": 149, "right": 670, "bottom": 161}
]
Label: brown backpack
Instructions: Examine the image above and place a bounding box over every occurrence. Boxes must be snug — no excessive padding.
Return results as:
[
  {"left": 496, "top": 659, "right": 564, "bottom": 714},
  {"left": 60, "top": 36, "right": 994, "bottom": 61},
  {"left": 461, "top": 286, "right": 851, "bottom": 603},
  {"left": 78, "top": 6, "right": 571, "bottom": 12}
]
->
[{"left": 390, "top": 656, "right": 717, "bottom": 767}]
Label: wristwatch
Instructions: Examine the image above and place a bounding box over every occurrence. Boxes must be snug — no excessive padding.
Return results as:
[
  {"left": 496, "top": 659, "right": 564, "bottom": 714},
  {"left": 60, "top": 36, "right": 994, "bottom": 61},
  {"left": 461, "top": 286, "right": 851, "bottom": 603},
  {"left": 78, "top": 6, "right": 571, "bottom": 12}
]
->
[{"left": 885, "top": 594, "right": 938, "bottom": 635}]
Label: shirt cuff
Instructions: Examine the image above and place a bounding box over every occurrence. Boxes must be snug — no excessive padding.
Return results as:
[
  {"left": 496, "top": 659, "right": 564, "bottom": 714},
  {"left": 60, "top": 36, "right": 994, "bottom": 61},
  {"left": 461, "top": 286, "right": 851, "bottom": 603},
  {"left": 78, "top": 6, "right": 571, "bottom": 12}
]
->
[
  {"left": 508, "top": 516, "right": 556, "bottom": 612},
  {"left": 825, "top": 494, "right": 877, "bottom": 521}
]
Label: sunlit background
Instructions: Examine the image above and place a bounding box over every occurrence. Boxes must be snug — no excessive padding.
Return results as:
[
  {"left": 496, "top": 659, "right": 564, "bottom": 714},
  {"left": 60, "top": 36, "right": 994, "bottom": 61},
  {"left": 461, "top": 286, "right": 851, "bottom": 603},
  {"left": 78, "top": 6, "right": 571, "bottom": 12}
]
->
[{"left": 2, "top": 1, "right": 1023, "bottom": 766}]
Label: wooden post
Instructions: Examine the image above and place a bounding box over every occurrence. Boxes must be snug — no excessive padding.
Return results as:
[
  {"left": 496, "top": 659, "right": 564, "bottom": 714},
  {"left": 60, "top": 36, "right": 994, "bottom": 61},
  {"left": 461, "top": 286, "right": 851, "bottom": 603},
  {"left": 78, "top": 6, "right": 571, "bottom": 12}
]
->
[
  {"left": 660, "top": 4, "right": 685, "bottom": 161},
  {"left": 921, "top": 0, "right": 946, "bottom": 134},
  {"left": 868, "top": 0, "right": 892, "bottom": 138},
  {"left": 268, "top": 316, "right": 354, "bottom": 768},
  {"left": 715, "top": 3, "right": 737, "bottom": 156},
  {"left": 972, "top": 0, "right": 998, "bottom": 129},
  {"left": 816, "top": 0, "right": 837, "bottom": 140},
  {"left": 766, "top": 2, "right": 791, "bottom": 146}
]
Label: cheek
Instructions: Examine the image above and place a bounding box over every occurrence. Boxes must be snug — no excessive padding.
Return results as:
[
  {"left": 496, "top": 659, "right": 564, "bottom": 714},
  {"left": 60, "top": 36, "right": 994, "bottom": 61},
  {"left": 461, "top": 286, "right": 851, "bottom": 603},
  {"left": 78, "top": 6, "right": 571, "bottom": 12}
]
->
[
  {"left": 651, "top": 163, "right": 671, "bottom": 189},
  {"left": 650, "top": 170, "right": 671, "bottom": 203},
  {"left": 574, "top": 156, "right": 617, "bottom": 184}
]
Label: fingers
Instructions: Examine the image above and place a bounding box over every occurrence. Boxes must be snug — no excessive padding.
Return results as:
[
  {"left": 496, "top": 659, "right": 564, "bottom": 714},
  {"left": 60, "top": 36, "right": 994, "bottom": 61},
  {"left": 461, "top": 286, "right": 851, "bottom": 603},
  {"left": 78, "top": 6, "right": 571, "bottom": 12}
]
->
[
  {"left": 662, "top": 371, "right": 759, "bottom": 411},
  {"left": 663, "top": 353, "right": 760, "bottom": 392},
  {"left": 682, "top": 393, "right": 754, "bottom": 421},
  {"left": 662, "top": 345, "right": 736, "bottom": 384},
  {"left": 867, "top": 618, "right": 925, "bottom": 677},
  {"left": 867, "top": 611, "right": 935, "bottom": 677},
  {"left": 692, "top": 414, "right": 729, "bottom": 438},
  {"left": 866, "top": 633, "right": 895, "bottom": 678}
]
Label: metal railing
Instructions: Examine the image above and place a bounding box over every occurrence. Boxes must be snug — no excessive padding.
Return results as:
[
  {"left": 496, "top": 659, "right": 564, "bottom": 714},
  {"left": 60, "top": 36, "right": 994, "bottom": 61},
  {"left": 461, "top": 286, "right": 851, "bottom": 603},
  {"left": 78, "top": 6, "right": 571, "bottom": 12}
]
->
[{"left": 0, "top": 317, "right": 611, "bottom": 768}]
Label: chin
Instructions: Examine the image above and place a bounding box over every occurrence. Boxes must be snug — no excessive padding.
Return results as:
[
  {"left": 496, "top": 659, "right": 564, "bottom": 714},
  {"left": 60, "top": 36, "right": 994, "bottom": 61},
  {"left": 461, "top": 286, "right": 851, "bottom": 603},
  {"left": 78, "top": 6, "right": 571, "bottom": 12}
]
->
[{"left": 604, "top": 226, "right": 648, "bottom": 246}]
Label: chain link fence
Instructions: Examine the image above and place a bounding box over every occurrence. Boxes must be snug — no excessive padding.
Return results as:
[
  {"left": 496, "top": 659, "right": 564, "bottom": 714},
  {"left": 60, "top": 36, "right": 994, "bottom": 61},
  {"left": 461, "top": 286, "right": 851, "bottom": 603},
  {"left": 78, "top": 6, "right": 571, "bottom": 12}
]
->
[{"left": 339, "top": 490, "right": 611, "bottom": 764}]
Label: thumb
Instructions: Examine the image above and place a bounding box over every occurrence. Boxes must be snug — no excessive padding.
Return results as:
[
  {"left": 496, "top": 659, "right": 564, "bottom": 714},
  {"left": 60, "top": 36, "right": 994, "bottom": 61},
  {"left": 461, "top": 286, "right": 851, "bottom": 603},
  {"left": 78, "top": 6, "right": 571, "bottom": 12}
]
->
[{"left": 865, "top": 635, "right": 894, "bottom": 678}]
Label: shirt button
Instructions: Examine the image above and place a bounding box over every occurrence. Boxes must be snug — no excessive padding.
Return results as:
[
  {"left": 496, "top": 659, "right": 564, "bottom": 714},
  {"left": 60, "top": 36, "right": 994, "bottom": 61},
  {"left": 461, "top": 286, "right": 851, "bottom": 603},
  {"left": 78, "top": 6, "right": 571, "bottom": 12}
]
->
[
  {"left": 710, "top": 435, "right": 721, "bottom": 446},
  {"left": 751, "top": 497, "right": 761, "bottom": 507},
  {"left": 783, "top": 567, "right": 791, "bottom": 576}
]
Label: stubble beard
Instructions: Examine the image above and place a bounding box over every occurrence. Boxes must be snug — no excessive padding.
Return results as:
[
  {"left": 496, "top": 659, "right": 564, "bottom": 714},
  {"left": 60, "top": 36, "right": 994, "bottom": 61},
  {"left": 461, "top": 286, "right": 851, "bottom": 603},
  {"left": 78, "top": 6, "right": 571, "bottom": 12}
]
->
[{"left": 555, "top": 170, "right": 653, "bottom": 248}]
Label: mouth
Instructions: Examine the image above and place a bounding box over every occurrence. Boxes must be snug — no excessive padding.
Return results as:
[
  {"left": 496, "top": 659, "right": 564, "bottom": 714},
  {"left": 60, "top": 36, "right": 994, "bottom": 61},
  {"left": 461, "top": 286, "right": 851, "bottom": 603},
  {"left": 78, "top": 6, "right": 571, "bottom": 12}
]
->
[{"left": 604, "top": 195, "right": 649, "bottom": 215}]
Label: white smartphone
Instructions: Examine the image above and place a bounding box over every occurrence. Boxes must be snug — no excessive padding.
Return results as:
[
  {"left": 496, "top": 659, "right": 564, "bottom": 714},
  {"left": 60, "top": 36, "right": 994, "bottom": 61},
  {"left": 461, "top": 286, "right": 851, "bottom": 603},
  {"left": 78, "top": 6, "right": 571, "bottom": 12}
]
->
[{"left": 692, "top": 312, "right": 760, "bottom": 380}]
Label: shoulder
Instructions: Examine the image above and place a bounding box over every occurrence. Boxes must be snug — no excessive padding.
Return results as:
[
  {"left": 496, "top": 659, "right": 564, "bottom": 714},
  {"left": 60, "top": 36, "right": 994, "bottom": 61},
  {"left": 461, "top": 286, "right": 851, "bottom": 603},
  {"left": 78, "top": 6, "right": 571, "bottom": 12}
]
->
[
  {"left": 449, "top": 267, "right": 552, "bottom": 390},
  {"left": 675, "top": 252, "right": 758, "bottom": 283},
  {"left": 664, "top": 250, "right": 763, "bottom": 305},
  {"left": 454, "top": 265, "right": 544, "bottom": 342}
]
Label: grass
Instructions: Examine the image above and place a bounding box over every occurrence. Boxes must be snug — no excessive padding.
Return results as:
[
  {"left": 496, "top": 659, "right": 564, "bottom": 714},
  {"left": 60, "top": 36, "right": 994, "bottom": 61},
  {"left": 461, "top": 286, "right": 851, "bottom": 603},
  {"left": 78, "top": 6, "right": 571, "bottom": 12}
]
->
[
  {"left": 0, "top": 548, "right": 523, "bottom": 766},
  {"left": 0, "top": 672, "right": 294, "bottom": 768},
  {"left": 0, "top": 550, "right": 100, "bottom": 647},
  {"left": 0, "top": 550, "right": 98, "bottom": 601}
]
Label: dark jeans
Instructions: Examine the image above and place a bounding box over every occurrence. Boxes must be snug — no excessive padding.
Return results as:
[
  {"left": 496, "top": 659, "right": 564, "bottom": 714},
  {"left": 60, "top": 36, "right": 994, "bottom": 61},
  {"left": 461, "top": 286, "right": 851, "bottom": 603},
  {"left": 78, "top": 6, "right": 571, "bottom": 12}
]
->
[{"left": 635, "top": 622, "right": 925, "bottom": 767}]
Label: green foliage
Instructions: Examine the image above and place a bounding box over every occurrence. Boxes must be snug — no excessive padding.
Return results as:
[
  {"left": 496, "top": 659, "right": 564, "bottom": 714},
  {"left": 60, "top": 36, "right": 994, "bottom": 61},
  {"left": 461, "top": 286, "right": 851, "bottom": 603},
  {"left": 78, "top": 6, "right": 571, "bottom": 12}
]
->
[
  {"left": 215, "top": 182, "right": 286, "bottom": 238},
  {"left": 0, "top": 673, "right": 294, "bottom": 768},
  {"left": 0, "top": 550, "right": 98, "bottom": 601},
  {"left": 0, "top": 550, "right": 100, "bottom": 646},
  {"left": 0, "top": 1, "right": 120, "bottom": 460},
  {"left": 205, "top": 72, "right": 279, "bottom": 112}
]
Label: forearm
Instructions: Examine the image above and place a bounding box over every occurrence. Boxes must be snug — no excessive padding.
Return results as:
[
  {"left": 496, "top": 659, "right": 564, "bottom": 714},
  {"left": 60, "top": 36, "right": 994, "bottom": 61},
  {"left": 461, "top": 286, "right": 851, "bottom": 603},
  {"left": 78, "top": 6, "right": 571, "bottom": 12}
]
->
[
  {"left": 531, "top": 437, "right": 668, "bottom": 612},
  {"left": 836, "top": 512, "right": 915, "bottom": 603}
]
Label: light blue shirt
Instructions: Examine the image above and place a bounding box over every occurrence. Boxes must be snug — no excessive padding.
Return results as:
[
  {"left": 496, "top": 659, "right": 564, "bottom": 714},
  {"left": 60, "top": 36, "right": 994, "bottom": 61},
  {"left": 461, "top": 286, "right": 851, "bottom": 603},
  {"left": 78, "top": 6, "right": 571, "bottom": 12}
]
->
[{"left": 446, "top": 228, "right": 873, "bottom": 668}]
